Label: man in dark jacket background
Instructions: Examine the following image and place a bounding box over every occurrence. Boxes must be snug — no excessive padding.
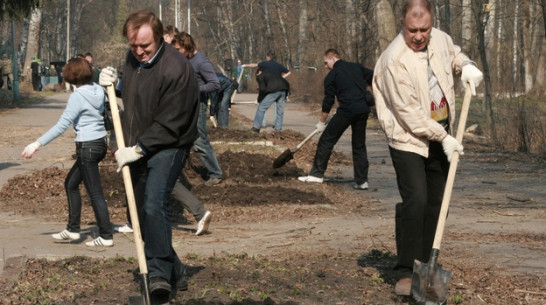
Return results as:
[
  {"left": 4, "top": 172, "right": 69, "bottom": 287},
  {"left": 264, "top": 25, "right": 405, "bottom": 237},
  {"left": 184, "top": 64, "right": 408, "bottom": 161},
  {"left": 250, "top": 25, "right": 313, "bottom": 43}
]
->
[
  {"left": 251, "top": 68, "right": 290, "bottom": 132},
  {"left": 299, "top": 48, "right": 373, "bottom": 190}
]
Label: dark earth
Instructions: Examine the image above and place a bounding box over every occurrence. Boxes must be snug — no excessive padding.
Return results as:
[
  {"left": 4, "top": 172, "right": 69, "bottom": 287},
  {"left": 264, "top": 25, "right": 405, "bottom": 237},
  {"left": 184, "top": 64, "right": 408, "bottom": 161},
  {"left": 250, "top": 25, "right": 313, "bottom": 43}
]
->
[{"left": 0, "top": 111, "right": 544, "bottom": 305}]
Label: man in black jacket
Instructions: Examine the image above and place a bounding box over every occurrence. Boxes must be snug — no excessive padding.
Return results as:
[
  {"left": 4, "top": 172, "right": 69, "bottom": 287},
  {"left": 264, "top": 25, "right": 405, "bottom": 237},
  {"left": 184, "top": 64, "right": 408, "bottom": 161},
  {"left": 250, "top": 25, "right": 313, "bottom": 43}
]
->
[
  {"left": 99, "top": 10, "right": 199, "bottom": 301},
  {"left": 299, "top": 48, "right": 373, "bottom": 190},
  {"left": 251, "top": 68, "right": 289, "bottom": 132}
]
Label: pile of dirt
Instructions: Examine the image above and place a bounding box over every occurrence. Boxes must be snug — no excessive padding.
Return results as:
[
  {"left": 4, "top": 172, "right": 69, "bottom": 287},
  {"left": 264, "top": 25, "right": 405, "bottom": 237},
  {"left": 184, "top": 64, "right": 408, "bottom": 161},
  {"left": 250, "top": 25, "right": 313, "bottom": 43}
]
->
[{"left": 0, "top": 127, "right": 354, "bottom": 227}]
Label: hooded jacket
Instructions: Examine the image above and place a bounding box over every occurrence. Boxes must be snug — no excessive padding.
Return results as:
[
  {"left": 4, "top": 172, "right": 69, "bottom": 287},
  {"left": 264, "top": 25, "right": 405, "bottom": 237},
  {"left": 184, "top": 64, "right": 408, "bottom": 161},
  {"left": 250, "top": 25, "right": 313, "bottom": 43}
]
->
[{"left": 39, "top": 83, "right": 107, "bottom": 145}]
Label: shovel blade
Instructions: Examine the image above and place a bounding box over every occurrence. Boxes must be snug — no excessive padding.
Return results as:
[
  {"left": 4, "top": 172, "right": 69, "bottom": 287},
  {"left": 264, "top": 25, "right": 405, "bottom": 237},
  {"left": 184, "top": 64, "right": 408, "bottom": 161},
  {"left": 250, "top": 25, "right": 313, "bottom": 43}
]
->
[
  {"left": 128, "top": 295, "right": 147, "bottom": 305},
  {"left": 273, "top": 149, "right": 294, "bottom": 169},
  {"left": 412, "top": 258, "right": 451, "bottom": 303}
]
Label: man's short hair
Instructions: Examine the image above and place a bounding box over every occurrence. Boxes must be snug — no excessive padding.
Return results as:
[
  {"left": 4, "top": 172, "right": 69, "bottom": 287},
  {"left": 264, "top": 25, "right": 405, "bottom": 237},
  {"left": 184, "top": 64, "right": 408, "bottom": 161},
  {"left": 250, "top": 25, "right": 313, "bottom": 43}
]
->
[
  {"left": 84, "top": 52, "right": 93, "bottom": 58},
  {"left": 401, "top": 0, "right": 434, "bottom": 19},
  {"left": 123, "top": 10, "right": 164, "bottom": 43},
  {"left": 62, "top": 57, "right": 93, "bottom": 86},
  {"left": 266, "top": 52, "right": 275, "bottom": 60},
  {"left": 163, "top": 25, "right": 179, "bottom": 36},
  {"left": 324, "top": 49, "right": 340, "bottom": 59}
]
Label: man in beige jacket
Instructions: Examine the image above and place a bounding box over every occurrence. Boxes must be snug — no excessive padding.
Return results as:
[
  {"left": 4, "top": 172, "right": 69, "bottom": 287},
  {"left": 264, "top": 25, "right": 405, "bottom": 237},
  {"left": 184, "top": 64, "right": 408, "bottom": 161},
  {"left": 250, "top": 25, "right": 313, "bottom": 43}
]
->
[{"left": 372, "top": 0, "right": 483, "bottom": 296}]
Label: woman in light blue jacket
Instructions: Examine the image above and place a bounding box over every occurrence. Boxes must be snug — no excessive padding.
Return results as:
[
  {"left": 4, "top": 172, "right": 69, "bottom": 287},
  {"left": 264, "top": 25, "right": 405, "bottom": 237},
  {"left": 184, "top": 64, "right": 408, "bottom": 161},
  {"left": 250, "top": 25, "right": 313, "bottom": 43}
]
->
[{"left": 22, "top": 57, "right": 113, "bottom": 247}]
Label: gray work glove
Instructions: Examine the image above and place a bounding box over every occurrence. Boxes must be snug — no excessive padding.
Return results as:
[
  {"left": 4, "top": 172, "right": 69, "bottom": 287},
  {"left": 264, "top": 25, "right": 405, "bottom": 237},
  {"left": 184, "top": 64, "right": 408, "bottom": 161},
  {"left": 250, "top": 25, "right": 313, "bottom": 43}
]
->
[
  {"left": 114, "top": 145, "right": 143, "bottom": 172},
  {"left": 21, "top": 140, "right": 41, "bottom": 159},
  {"left": 441, "top": 135, "right": 464, "bottom": 162},
  {"left": 99, "top": 66, "right": 118, "bottom": 87}
]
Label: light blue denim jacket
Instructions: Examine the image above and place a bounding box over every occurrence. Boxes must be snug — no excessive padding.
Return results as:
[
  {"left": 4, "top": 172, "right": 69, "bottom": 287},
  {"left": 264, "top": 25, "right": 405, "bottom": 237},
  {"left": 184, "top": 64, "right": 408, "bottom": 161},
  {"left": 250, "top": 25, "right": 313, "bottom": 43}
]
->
[{"left": 39, "top": 83, "right": 107, "bottom": 145}]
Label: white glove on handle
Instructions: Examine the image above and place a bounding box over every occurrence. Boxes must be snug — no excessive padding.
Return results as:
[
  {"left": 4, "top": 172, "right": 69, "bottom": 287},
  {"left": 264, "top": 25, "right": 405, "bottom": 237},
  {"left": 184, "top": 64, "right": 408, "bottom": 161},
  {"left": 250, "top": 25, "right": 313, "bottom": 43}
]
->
[
  {"left": 21, "top": 140, "right": 41, "bottom": 159},
  {"left": 99, "top": 66, "right": 118, "bottom": 86},
  {"left": 316, "top": 121, "right": 327, "bottom": 132},
  {"left": 441, "top": 135, "right": 464, "bottom": 162},
  {"left": 114, "top": 146, "right": 143, "bottom": 172},
  {"left": 461, "top": 64, "right": 483, "bottom": 96}
]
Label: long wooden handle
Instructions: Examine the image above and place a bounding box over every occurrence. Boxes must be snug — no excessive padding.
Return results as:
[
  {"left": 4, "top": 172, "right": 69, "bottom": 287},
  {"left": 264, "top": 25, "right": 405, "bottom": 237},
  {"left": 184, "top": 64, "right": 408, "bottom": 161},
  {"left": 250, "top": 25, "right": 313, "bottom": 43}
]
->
[
  {"left": 432, "top": 84, "right": 473, "bottom": 250},
  {"left": 105, "top": 85, "right": 148, "bottom": 275}
]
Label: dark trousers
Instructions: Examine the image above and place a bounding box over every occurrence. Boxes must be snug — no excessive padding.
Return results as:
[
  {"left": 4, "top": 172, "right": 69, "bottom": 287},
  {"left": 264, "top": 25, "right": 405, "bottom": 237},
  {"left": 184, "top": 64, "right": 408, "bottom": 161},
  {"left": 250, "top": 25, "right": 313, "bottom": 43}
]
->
[
  {"left": 129, "top": 147, "right": 187, "bottom": 282},
  {"left": 65, "top": 138, "right": 112, "bottom": 239},
  {"left": 32, "top": 73, "right": 40, "bottom": 91},
  {"left": 309, "top": 112, "right": 370, "bottom": 184},
  {"left": 171, "top": 147, "right": 206, "bottom": 221},
  {"left": 389, "top": 142, "right": 449, "bottom": 277}
]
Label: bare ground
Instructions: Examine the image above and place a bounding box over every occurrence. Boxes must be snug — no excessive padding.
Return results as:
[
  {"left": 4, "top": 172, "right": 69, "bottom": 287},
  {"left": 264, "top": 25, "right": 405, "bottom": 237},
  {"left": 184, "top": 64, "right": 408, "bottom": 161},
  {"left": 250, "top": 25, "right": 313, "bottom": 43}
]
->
[{"left": 0, "top": 107, "right": 544, "bottom": 305}]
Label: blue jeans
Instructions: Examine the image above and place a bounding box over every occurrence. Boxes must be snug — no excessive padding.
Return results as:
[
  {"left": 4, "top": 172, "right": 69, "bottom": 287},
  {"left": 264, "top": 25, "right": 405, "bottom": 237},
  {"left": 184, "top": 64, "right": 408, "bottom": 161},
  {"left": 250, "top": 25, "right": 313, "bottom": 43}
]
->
[
  {"left": 129, "top": 147, "right": 187, "bottom": 282},
  {"left": 309, "top": 112, "right": 369, "bottom": 184},
  {"left": 65, "top": 137, "right": 112, "bottom": 239},
  {"left": 252, "top": 91, "right": 286, "bottom": 131},
  {"left": 209, "top": 87, "right": 234, "bottom": 127},
  {"left": 193, "top": 99, "right": 223, "bottom": 179}
]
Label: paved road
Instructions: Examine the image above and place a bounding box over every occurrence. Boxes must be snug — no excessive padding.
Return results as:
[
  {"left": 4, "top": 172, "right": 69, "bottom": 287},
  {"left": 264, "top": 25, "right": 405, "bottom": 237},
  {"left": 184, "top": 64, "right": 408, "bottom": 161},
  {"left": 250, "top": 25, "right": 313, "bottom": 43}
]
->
[{"left": 1, "top": 92, "right": 544, "bottom": 280}]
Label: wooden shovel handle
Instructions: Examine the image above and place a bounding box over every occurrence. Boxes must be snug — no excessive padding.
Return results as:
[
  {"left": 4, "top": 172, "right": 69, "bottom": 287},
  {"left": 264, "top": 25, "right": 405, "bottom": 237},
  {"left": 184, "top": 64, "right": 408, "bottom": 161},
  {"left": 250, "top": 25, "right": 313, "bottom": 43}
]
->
[
  {"left": 105, "top": 85, "right": 148, "bottom": 275},
  {"left": 432, "top": 84, "right": 473, "bottom": 250}
]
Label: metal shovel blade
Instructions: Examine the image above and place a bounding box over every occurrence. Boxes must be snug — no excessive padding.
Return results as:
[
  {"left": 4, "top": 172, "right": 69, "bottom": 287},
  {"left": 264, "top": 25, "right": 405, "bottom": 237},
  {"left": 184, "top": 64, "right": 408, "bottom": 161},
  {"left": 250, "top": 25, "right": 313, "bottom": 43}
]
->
[
  {"left": 128, "top": 274, "right": 151, "bottom": 305},
  {"left": 412, "top": 249, "right": 451, "bottom": 304},
  {"left": 273, "top": 149, "right": 293, "bottom": 169}
]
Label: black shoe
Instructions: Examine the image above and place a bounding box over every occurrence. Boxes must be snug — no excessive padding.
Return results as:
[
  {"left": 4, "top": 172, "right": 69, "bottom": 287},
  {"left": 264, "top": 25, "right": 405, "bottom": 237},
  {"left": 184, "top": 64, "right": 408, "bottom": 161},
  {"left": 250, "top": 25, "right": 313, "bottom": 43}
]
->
[
  {"left": 175, "top": 275, "right": 188, "bottom": 291},
  {"left": 250, "top": 127, "right": 260, "bottom": 133},
  {"left": 149, "top": 276, "right": 172, "bottom": 296}
]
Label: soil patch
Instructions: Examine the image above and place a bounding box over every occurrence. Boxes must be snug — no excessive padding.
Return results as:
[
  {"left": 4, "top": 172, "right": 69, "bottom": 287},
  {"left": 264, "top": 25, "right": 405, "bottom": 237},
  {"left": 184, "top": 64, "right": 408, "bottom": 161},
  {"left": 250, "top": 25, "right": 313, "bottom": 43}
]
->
[{"left": 0, "top": 120, "right": 544, "bottom": 304}]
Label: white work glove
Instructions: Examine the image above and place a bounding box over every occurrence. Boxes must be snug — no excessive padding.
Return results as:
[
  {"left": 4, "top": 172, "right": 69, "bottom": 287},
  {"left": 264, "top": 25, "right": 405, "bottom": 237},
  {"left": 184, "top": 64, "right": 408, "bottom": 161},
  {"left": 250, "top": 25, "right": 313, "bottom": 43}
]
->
[
  {"left": 461, "top": 64, "right": 483, "bottom": 96},
  {"left": 441, "top": 135, "right": 464, "bottom": 162},
  {"left": 316, "top": 121, "right": 327, "bottom": 132},
  {"left": 114, "top": 145, "right": 143, "bottom": 172},
  {"left": 21, "top": 140, "right": 41, "bottom": 159},
  {"left": 99, "top": 66, "right": 118, "bottom": 87},
  {"left": 241, "top": 64, "right": 246, "bottom": 68}
]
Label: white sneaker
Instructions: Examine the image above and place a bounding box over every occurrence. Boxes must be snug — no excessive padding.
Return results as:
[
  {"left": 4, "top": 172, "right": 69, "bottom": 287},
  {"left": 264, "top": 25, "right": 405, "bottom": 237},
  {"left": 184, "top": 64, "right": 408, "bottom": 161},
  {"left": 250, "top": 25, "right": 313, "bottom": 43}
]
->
[
  {"left": 85, "top": 237, "right": 114, "bottom": 247},
  {"left": 114, "top": 223, "right": 133, "bottom": 233},
  {"left": 52, "top": 229, "right": 80, "bottom": 241},
  {"left": 196, "top": 210, "right": 212, "bottom": 236},
  {"left": 352, "top": 182, "right": 369, "bottom": 190},
  {"left": 298, "top": 175, "right": 324, "bottom": 183},
  {"left": 210, "top": 116, "right": 218, "bottom": 128}
]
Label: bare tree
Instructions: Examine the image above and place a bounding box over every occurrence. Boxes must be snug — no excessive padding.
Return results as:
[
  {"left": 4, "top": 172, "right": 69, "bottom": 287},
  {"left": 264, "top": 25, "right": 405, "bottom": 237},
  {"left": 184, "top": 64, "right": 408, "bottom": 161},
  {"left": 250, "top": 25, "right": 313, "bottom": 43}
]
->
[
  {"left": 296, "top": 0, "right": 308, "bottom": 68},
  {"left": 23, "top": 1, "right": 42, "bottom": 82},
  {"left": 375, "top": 0, "right": 396, "bottom": 55}
]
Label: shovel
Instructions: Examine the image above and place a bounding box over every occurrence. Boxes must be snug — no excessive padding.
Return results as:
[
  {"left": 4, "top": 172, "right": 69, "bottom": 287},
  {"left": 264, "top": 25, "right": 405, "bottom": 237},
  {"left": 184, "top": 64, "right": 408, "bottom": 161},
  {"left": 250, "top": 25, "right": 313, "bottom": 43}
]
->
[
  {"left": 104, "top": 84, "right": 151, "bottom": 305},
  {"left": 411, "top": 84, "right": 473, "bottom": 304},
  {"left": 272, "top": 127, "right": 321, "bottom": 169}
]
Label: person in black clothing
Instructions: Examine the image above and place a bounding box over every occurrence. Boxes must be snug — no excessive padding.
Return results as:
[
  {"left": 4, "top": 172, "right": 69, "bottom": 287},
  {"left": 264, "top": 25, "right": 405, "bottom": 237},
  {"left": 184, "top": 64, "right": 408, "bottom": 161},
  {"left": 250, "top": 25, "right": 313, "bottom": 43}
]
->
[
  {"left": 251, "top": 68, "right": 289, "bottom": 132},
  {"left": 298, "top": 48, "right": 373, "bottom": 190},
  {"left": 30, "top": 57, "right": 41, "bottom": 91},
  {"left": 99, "top": 10, "right": 199, "bottom": 301}
]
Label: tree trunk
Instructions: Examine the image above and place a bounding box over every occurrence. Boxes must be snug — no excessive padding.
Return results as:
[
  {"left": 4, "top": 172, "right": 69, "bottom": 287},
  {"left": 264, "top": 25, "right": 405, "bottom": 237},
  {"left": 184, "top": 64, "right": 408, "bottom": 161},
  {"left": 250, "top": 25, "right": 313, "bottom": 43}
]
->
[
  {"left": 472, "top": 0, "right": 497, "bottom": 143},
  {"left": 23, "top": 4, "right": 42, "bottom": 83},
  {"left": 275, "top": 0, "right": 292, "bottom": 68},
  {"left": 461, "top": 0, "right": 473, "bottom": 55},
  {"left": 375, "top": 0, "right": 396, "bottom": 56},
  {"left": 512, "top": 0, "right": 520, "bottom": 92},
  {"left": 345, "top": 0, "right": 356, "bottom": 60},
  {"left": 296, "top": 0, "right": 308, "bottom": 68}
]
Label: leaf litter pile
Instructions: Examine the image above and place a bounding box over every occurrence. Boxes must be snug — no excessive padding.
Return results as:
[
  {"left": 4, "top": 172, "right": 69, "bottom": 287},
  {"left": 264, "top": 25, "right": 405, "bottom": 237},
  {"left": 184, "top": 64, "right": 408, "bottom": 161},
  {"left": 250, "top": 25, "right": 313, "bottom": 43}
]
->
[{"left": 0, "top": 125, "right": 544, "bottom": 304}]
